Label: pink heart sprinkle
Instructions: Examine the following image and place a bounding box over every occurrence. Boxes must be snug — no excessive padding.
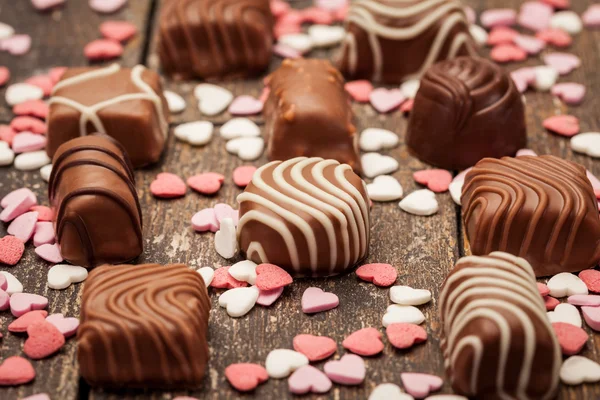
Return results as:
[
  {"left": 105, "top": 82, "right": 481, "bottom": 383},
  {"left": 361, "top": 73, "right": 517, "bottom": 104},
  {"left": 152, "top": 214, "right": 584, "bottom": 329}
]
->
[
  {"left": 551, "top": 82, "right": 585, "bottom": 105},
  {"left": 490, "top": 44, "right": 527, "bottom": 63},
  {"left": 514, "top": 35, "right": 546, "bottom": 54},
  {"left": 191, "top": 208, "right": 219, "bottom": 233},
  {"left": 0, "top": 125, "right": 17, "bottom": 145},
  {"left": 480, "top": 8, "right": 517, "bottom": 28},
  {"left": 355, "top": 263, "right": 397, "bottom": 287},
  {"left": 568, "top": 294, "right": 600, "bottom": 307},
  {"left": 210, "top": 266, "right": 248, "bottom": 289},
  {"left": 10, "top": 116, "right": 47, "bottom": 134},
  {"left": 187, "top": 172, "right": 224, "bottom": 195},
  {"left": 228, "top": 95, "right": 263, "bottom": 116},
  {"left": 0, "top": 35, "right": 32, "bottom": 56},
  {"left": 255, "top": 263, "right": 293, "bottom": 291},
  {"left": 150, "top": 172, "right": 186, "bottom": 198},
  {"left": 369, "top": 88, "right": 405, "bottom": 113},
  {"left": 214, "top": 203, "right": 239, "bottom": 225},
  {"left": 486, "top": 26, "right": 519, "bottom": 46},
  {"left": 543, "top": 115, "right": 579, "bottom": 137},
  {"left": 89, "top": 0, "right": 128, "bottom": 13},
  {"left": 386, "top": 323, "right": 428, "bottom": 349},
  {"left": 543, "top": 52, "right": 581, "bottom": 75},
  {"left": 537, "top": 282, "right": 550, "bottom": 296},
  {"left": 511, "top": 67, "right": 536, "bottom": 93},
  {"left": 8, "top": 310, "right": 48, "bottom": 332},
  {"left": 30, "top": 205, "right": 54, "bottom": 222},
  {"left": 12, "top": 132, "right": 47, "bottom": 154},
  {"left": 0, "top": 275, "right": 6, "bottom": 291},
  {"left": 21, "top": 394, "right": 50, "bottom": 400},
  {"left": 100, "top": 20, "right": 137, "bottom": 42},
  {"left": 273, "top": 43, "right": 302, "bottom": 59},
  {"left": 583, "top": 4, "right": 600, "bottom": 27},
  {"left": 0, "top": 66, "right": 9, "bottom": 87},
  {"left": 35, "top": 243, "right": 63, "bottom": 263},
  {"left": 233, "top": 166, "right": 257, "bottom": 187},
  {"left": 25, "top": 75, "right": 54, "bottom": 97},
  {"left": 345, "top": 80, "right": 373, "bottom": 103},
  {"left": 48, "top": 67, "right": 67, "bottom": 84},
  {"left": 46, "top": 313, "right": 80, "bottom": 337},
  {"left": 288, "top": 365, "right": 332, "bottom": 394},
  {"left": 0, "top": 290, "right": 9, "bottom": 311},
  {"left": 541, "top": 0, "right": 569, "bottom": 8},
  {"left": 582, "top": 306, "right": 600, "bottom": 331},
  {"left": 0, "top": 188, "right": 37, "bottom": 222},
  {"left": 13, "top": 100, "right": 50, "bottom": 119},
  {"left": 24, "top": 321, "right": 65, "bottom": 359},
  {"left": 7, "top": 211, "right": 38, "bottom": 242},
  {"left": 293, "top": 334, "right": 337, "bottom": 361},
  {"left": 31, "top": 0, "right": 66, "bottom": 10},
  {"left": 536, "top": 28, "right": 572, "bottom": 47},
  {"left": 518, "top": 2, "right": 553, "bottom": 32},
  {"left": 225, "top": 363, "right": 268, "bottom": 392},
  {"left": 10, "top": 293, "right": 48, "bottom": 317},
  {"left": 413, "top": 169, "right": 453, "bottom": 192},
  {"left": 516, "top": 148, "right": 538, "bottom": 157},
  {"left": 0, "top": 236, "right": 25, "bottom": 266},
  {"left": 256, "top": 286, "right": 284, "bottom": 306},
  {"left": 84, "top": 39, "right": 124, "bottom": 61},
  {"left": 274, "top": 21, "right": 302, "bottom": 39},
  {"left": 323, "top": 354, "right": 365, "bottom": 385},
  {"left": 342, "top": 327, "right": 384, "bottom": 356},
  {"left": 580, "top": 269, "right": 600, "bottom": 292},
  {"left": 0, "top": 356, "right": 36, "bottom": 386},
  {"left": 1, "top": 187, "right": 37, "bottom": 209},
  {"left": 400, "top": 373, "right": 444, "bottom": 398},
  {"left": 33, "top": 221, "right": 55, "bottom": 247},
  {"left": 315, "top": 0, "right": 347, "bottom": 12},
  {"left": 302, "top": 287, "right": 339, "bottom": 314}
]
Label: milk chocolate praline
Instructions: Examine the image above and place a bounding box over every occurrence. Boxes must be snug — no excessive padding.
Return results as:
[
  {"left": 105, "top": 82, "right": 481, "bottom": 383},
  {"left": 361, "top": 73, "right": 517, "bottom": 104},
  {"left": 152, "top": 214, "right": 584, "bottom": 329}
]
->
[{"left": 406, "top": 56, "right": 526, "bottom": 170}]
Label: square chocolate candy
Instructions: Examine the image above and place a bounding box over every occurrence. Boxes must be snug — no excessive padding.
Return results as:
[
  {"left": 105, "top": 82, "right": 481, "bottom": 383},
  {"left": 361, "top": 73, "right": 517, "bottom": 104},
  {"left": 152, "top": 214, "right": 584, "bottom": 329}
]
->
[{"left": 47, "top": 64, "right": 169, "bottom": 168}]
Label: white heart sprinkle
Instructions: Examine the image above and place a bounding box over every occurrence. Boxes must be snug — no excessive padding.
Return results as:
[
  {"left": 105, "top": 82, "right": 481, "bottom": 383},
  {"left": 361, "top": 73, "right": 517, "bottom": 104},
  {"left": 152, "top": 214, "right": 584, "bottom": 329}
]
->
[
  {"left": 0, "top": 142, "right": 15, "bottom": 166},
  {"left": 547, "top": 272, "right": 588, "bottom": 297},
  {"left": 265, "top": 349, "right": 309, "bottom": 379},
  {"left": 278, "top": 33, "right": 313, "bottom": 53},
  {"left": 40, "top": 164, "right": 52, "bottom": 182},
  {"left": 399, "top": 189, "right": 438, "bottom": 216},
  {"left": 47, "top": 264, "right": 88, "bottom": 290},
  {"left": 218, "top": 286, "right": 259, "bottom": 317},
  {"left": 5, "top": 83, "right": 44, "bottom": 106},
  {"left": 226, "top": 137, "right": 264, "bottom": 161},
  {"left": 399, "top": 79, "right": 421, "bottom": 99},
  {"left": 449, "top": 180, "right": 463, "bottom": 206},
  {"left": 214, "top": 217, "right": 237, "bottom": 259},
  {"left": 361, "top": 152, "right": 399, "bottom": 178},
  {"left": 367, "top": 175, "right": 403, "bottom": 202},
  {"left": 228, "top": 260, "right": 258, "bottom": 284},
  {"left": 14, "top": 151, "right": 51, "bottom": 171},
  {"left": 164, "top": 90, "right": 186, "bottom": 114},
  {"left": 194, "top": 83, "right": 233, "bottom": 116},
  {"left": 571, "top": 132, "right": 600, "bottom": 158},
  {"left": 220, "top": 118, "right": 261, "bottom": 140},
  {"left": 0, "top": 271, "right": 23, "bottom": 295},
  {"left": 469, "top": 24, "right": 488, "bottom": 47},
  {"left": 560, "top": 356, "right": 600, "bottom": 385},
  {"left": 0, "top": 22, "right": 15, "bottom": 41},
  {"left": 197, "top": 267, "right": 214, "bottom": 287},
  {"left": 533, "top": 66, "right": 559, "bottom": 92},
  {"left": 359, "top": 128, "right": 399, "bottom": 152},
  {"left": 382, "top": 304, "right": 425, "bottom": 327},
  {"left": 550, "top": 11, "right": 583, "bottom": 34},
  {"left": 174, "top": 121, "right": 214, "bottom": 146},
  {"left": 390, "top": 285, "right": 432, "bottom": 306},
  {"left": 369, "top": 383, "right": 413, "bottom": 400},
  {"left": 547, "top": 303, "right": 582, "bottom": 327},
  {"left": 308, "top": 25, "right": 345, "bottom": 48}
]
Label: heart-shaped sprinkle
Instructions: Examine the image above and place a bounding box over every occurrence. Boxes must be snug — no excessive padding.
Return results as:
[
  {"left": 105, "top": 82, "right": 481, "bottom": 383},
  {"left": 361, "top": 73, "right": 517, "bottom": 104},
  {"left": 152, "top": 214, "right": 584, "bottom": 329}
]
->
[
  {"left": 536, "top": 28, "right": 572, "bottom": 47},
  {"left": 481, "top": 8, "right": 516, "bottom": 28},
  {"left": 533, "top": 66, "right": 559, "bottom": 91},
  {"left": 293, "top": 334, "right": 337, "bottom": 361},
  {"left": 233, "top": 166, "right": 257, "bottom": 187},
  {"left": 0, "top": 356, "right": 36, "bottom": 386},
  {"left": 582, "top": 306, "right": 600, "bottom": 331},
  {"left": 345, "top": 80, "right": 373, "bottom": 102},
  {"left": 211, "top": 266, "right": 248, "bottom": 289},
  {"left": 100, "top": 20, "right": 137, "bottom": 42},
  {"left": 220, "top": 118, "right": 260, "bottom": 140},
  {"left": 35, "top": 243, "right": 63, "bottom": 263},
  {"left": 25, "top": 75, "right": 53, "bottom": 97},
  {"left": 150, "top": 172, "right": 186, "bottom": 198},
  {"left": 8, "top": 310, "right": 48, "bottom": 333},
  {"left": 256, "top": 286, "right": 284, "bottom": 306},
  {"left": 449, "top": 180, "right": 463, "bottom": 205},
  {"left": 273, "top": 43, "right": 302, "bottom": 59},
  {"left": 274, "top": 21, "right": 302, "bottom": 39},
  {"left": 324, "top": 354, "right": 366, "bottom": 385},
  {"left": 302, "top": 287, "right": 339, "bottom": 314},
  {"left": 560, "top": 356, "right": 600, "bottom": 385},
  {"left": 1, "top": 271, "right": 22, "bottom": 294},
  {"left": 0, "top": 34, "right": 32, "bottom": 55},
  {"left": 89, "top": 0, "right": 128, "bottom": 13},
  {"left": 547, "top": 303, "right": 582, "bottom": 327},
  {"left": 552, "top": 322, "right": 588, "bottom": 355},
  {"left": 490, "top": 44, "right": 527, "bottom": 63},
  {"left": 399, "top": 189, "right": 438, "bottom": 216},
  {"left": 369, "top": 88, "right": 405, "bottom": 113},
  {"left": 487, "top": 26, "right": 519, "bottom": 45},
  {"left": 359, "top": 128, "right": 399, "bottom": 152},
  {"left": 225, "top": 363, "right": 268, "bottom": 392},
  {"left": 228, "top": 260, "right": 258, "bottom": 284},
  {"left": 47, "top": 264, "right": 87, "bottom": 290},
  {"left": 401, "top": 373, "right": 443, "bottom": 398},
  {"left": 13, "top": 99, "right": 49, "bottom": 119},
  {"left": 7, "top": 211, "right": 38, "bottom": 242},
  {"left": 469, "top": 25, "right": 488, "bottom": 47},
  {"left": 278, "top": 33, "right": 313, "bottom": 54},
  {"left": 361, "top": 152, "right": 399, "bottom": 178},
  {"left": 552, "top": 82, "right": 585, "bottom": 105},
  {"left": 383, "top": 304, "right": 425, "bottom": 327},
  {"left": 545, "top": 296, "right": 560, "bottom": 311},
  {"left": 226, "top": 137, "right": 265, "bottom": 161},
  {"left": 413, "top": 169, "right": 452, "bottom": 193},
  {"left": 5, "top": 83, "right": 44, "bottom": 106},
  {"left": 550, "top": 11, "right": 582, "bottom": 34},
  {"left": 390, "top": 285, "right": 432, "bottom": 306},
  {"left": 40, "top": 164, "right": 53, "bottom": 182},
  {"left": 356, "top": 263, "right": 397, "bottom": 287},
  {"left": 1, "top": 187, "right": 37, "bottom": 222},
  {"left": 537, "top": 282, "right": 550, "bottom": 296},
  {"left": 367, "top": 175, "right": 403, "bottom": 202},
  {"left": 518, "top": 1, "right": 553, "bottom": 32},
  {"left": 543, "top": 115, "right": 579, "bottom": 137},
  {"left": 255, "top": 263, "right": 293, "bottom": 291},
  {"left": 583, "top": 4, "right": 600, "bottom": 27},
  {"left": 164, "top": 90, "right": 186, "bottom": 114},
  {"left": 386, "top": 323, "right": 427, "bottom": 349},
  {"left": 288, "top": 365, "right": 332, "bottom": 394},
  {"left": 84, "top": 39, "right": 123, "bottom": 61},
  {"left": 229, "top": 95, "right": 263, "bottom": 116},
  {"left": 579, "top": 269, "right": 600, "bottom": 292},
  {"left": 0, "top": 275, "right": 6, "bottom": 291},
  {"left": 174, "top": 121, "right": 214, "bottom": 146},
  {"left": 218, "top": 286, "right": 259, "bottom": 317},
  {"left": 547, "top": 272, "right": 588, "bottom": 297},
  {"left": 12, "top": 133, "right": 47, "bottom": 154},
  {"left": 568, "top": 294, "right": 600, "bottom": 307},
  {"left": 266, "top": 349, "right": 309, "bottom": 379},
  {"left": 343, "top": 327, "right": 384, "bottom": 356},
  {"left": 187, "top": 172, "right": 224, "bottom": 195},
  {"left": 11, "top": 116, "right": 47, "bottom": 134},
  {"left": 215, "top": 218, "right": 238, "bottom": 258},
  {"left": 571, "top": 132, "right": 600, "bottom": 158},
  {"left": 10, "top": 292, "right": 48, "bottom": 317},
  {"left": 214, "top": 203, "right": 239, "bottom": 225},
  {"left": 514, "top": 34, "right": 545, "bottom": 54},
  {"left": 46, "top": 313, "right": 79, "bottom": 337},
  {"left": 194, "top": 83, "right": 233, "bottom": 116},
  {"left": 308, "top": 25, "right": 345, "bottom": 47},
  {"left": 543, "top": 52, "right": 581, "bottom": 75},
  {"left": 0, "top": 289, "right": 8, "bottom": 311},
  {"left": 21, "top": 394, "right": 51, "bottom": 400},
  {"left": 0, "top": 125, "right": 16, "bottom": 145},
  {"left": 24, "top": 321, "right": 65, "bottom": 360},
  {"left": 48, "top": 67, "right": 67, "bottom": 84},
  {"left": 33, "top": 221, "right": 55, "bottom": 247},
  {"left": 191, "top": 208, "right": 219, "bottom": 233},
  {"left": 197, "top": 267, "right": 214, "bottom": 287},
  {"left": 369, "top": 383, "right": 413, "bottom": 400},
  {"left": 14, "top": 151, "right": 51, "bottom": 171},
  {"left": 0, "top": 143, "right": 14, "bottom": 166}
]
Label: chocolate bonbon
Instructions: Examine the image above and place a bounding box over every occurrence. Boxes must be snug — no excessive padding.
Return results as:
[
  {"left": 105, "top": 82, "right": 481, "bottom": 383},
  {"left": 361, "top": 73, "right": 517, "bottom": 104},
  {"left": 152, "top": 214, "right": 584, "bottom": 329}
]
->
[
  {"left": 78, "top": 263, "right": 210, "bottom": 388},
  {"left": 264, "top": 59, "right": 361, "bottom": 173},
  {"left": 462, "top": 155, "right": 600, "bottom": 277},
  {"left": 337, "top": 0, "right": 477, "bottom": 84},
  {"left": 237, "top": 157, "right": 370, "bottom": 277},
  {"left": 439, "top": 252, "right": 561, "bottom": 399},
  {"left": 47, "top": 64, "right": 169, "bottom": 168},
  {"left": 158, "top": 0, "right": 274, "bottom": 80},
  {"left": 406, "top": 56, "right": 526, "bottom": 170},
  {"left": 49, "top": 135, "right": 143, "bottom": 268}
]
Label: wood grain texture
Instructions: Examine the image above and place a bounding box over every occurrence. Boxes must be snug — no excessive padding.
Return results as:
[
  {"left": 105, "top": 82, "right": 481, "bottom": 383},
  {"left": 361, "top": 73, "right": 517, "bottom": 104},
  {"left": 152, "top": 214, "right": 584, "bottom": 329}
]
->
[{"left": 0, "top": 0, "right": 598, "bottom": 399}]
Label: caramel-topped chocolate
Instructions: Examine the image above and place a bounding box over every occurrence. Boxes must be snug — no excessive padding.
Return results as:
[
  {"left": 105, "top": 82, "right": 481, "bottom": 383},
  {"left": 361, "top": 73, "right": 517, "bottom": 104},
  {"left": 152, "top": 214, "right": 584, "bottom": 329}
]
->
[
  {"left": 462, "top": 155, "right": 600, "bottom": 277},
  {"left": 407, "top": 56, "right": 526, "bottom": 170},
  {"left": 49, "top": 135, "right": 142, "bottom": 268},
  {"left": 264, "top": 59, "right": 361, "bottom": 173},
  {"left": 78, "top": 263, "right": 210, "bottom": 388},
  {"left": 158, "top": 0, "right": 274, "bottom": 80}
]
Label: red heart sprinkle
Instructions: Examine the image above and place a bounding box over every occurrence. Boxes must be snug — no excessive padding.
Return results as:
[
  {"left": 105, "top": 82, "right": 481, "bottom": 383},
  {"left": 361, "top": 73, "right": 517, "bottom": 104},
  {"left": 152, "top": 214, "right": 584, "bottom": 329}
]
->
[
  {"left": 552, "top": 322, "right": 588, "bottom": 355},
  {"left": 543, "top": 115, "right": 580, "bottom": 137},
  {"left": 233, "top": 166, "right": 257, "bottom": 188},
  {"left": 0, "top": 356, "right": 36, "bottom": 386},
  {"left": 355, "top": 263, "right": 397, "bottom": 287},
  {"left": 413, "top": 169, "right": 453, "bottom": 193},
  {"left": 8, "top": 310, "right": 48, "bottom": 333},
  {"left": 13, "top": 100, "right": 49, "bottom": 120},
  {"left": 0, "top": 235, "right": 25, "bottom": 265},
  {"left": 23, "top": 321, "right": 65, "bottom": 360},
  {"left": 25, "top": 75, "right": 54, "bottom": 97},
  {"left": 579, "top": 269, "right": 600, "bottom": 293},
  {"left": 187, "top": 172, "right": 224, "bottom": 195},
  {"left": 83, "top": 39, "right": 123, "bottom": 61},
  {"left": 210, "top": 266, "right": 248, "bottom": 289},
  {"left": 386, "top": 323, "right": 428, "bottom": 349},
  {"left": 100, "top": 20, "right": 138, "bottom": 42},
  {"left": 10, "top": 116, "right": 47, "bottom": 134},
  {"left": 255, "top": 263, "right": 293, "bottom": 291},
  {"left": 293, "top": 334, "right": 337, "bottom": 361},
  {"left": 0, "top": 125, "right": 16, "bottom": 145},
  {"left": 150, "top": 172, "right": 186, "bottom": 198},
  {"left": 487, "top": 26, "right": 519, "bottom": 46},
  {"left": 225, "top": 363, "right": 268, "bottom": 392},
  {"left": 536, "top": 28, "right": 572, "bottom": 47},
  {"left": 544, "top": 296, "right": 560, "bottom": 311},
  {"left": 342, "top": 327, "right": 384, "bottom": 356},
  {"left": 490, "top": 44, "right": 527, "bottom": 63}
]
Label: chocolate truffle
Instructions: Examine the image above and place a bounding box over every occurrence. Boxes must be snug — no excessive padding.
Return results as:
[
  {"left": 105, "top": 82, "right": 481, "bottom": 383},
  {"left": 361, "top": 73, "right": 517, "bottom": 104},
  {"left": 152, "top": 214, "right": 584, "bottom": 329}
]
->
[
  {"left": 439, "top": 252, "right": 561, "bottom": 399},
  {"left": 264, "top": 59, "right": 361, "bottom": 173},
  {"left": 158, "top": 0, "right": 274, "bottom": 80},
  {"left": 406, "top": 56, "right": 526, "bottom": 170},
  {"left": 462, "top": 155, "right": 600, "bottom": 277},
  {"left": 237, "top": 157, "right": 370, "bottom": 277},
  {"left": 49, "top": 135, "right": 143, "bottom": 268},
  {"left": 47, "top": 64, "right": 169, "bottom": 168},
  {"left": 78, "top": 263, "right": 210, "bottom": 388},
  {"left": 336, "top": 0, "right": 477, "bottom": 84}
]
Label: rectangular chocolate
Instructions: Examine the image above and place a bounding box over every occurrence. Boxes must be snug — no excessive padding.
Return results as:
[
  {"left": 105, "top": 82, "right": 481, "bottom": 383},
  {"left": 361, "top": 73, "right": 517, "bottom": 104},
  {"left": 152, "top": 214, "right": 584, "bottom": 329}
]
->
[
  {"left": 47, "top": 64, "right": 169, "bottom": 168},
  {"left": 264, "top": 58, "right": 362, "bottom": 173},
  {"left": 158, "top": 0, "right": 274, "bottom": 80},
  {"left": 49, "top": 135, "right": 143, "bottom": 268},
  {"left": 78, "top": 263, "right": 210, "bottom": 388}
]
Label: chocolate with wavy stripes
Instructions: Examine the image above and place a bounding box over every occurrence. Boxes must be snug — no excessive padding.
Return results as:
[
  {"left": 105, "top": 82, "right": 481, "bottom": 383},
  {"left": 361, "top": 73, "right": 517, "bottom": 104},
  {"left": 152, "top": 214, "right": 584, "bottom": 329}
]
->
[
  {"left": 264, "top": 58, "right": 361, "bottom": 173},
  {"left": 237, "top": 157, "right": 370, "bottom": 277},
  {"left": 406, "top": 56, "right": 526, "bottom": 170},
  {"left": 462, "top": 155, "right": 600, "bottom": 276},
  {"left": 78, "top": 263, "right": 210, "bottom": 388},
  {"left": 336, "top": 0, "right": 477, "bottom": 83},
  {"left": 49, "top": 135, "right": 143, "bottom": 268},
  {"left": 158, "top": 0, "right": 274, "bottom": 80},
  {"left": 440, "top": 252, "right": 561, "bottom": 399}
]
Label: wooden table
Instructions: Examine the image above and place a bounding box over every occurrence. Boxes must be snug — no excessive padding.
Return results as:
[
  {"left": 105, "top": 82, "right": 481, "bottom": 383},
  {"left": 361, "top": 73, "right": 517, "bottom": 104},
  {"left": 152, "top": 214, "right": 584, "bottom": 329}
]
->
[{"left": 0, "top": 0, "right": 599, "bottom": 399}]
